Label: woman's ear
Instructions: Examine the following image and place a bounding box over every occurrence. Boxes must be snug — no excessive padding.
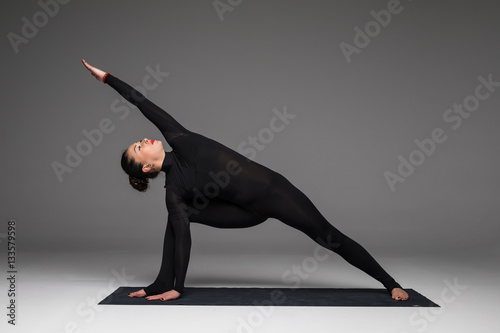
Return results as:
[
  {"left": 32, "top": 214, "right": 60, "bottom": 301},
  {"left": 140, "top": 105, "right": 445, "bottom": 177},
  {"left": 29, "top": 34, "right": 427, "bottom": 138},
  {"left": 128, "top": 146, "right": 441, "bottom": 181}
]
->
[{"left": 142, "top": 163, "right": 153, "bottom": 173}]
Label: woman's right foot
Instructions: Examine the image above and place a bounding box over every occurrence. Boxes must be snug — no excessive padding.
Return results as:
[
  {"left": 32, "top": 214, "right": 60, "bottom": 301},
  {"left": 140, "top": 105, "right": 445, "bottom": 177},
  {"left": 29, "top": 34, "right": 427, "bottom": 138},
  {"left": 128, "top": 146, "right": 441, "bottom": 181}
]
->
[{"left": 128, "top": 289, "right": 147, "bottom": 297}]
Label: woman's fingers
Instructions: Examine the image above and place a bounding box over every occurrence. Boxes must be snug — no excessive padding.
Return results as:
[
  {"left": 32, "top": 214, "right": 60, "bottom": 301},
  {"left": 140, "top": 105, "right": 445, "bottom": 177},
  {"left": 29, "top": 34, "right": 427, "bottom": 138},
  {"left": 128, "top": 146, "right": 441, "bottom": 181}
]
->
[
  {"left": 81, "top": 59, "right": 96, "bottom": 77},
  {"left": 82, "top": 59, "right": 93, "bottom": 69},
  {"left": 81, "top": 59, "right": 92, "bottom": 70}
]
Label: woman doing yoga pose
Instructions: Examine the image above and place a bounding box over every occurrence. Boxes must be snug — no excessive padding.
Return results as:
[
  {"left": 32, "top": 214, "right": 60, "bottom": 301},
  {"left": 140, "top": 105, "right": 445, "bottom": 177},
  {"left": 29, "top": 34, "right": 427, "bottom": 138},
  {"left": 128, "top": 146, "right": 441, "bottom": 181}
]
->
[{"left": 82, "top": 59, "right": 409, "bottom": 302}]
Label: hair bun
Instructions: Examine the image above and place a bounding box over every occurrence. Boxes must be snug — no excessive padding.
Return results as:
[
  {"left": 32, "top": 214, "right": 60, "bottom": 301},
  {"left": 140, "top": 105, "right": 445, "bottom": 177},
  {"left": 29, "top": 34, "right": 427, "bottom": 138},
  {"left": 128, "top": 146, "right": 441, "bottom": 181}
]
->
[{"left": 129, "top": 175, "right": 148, "bottom": 192}]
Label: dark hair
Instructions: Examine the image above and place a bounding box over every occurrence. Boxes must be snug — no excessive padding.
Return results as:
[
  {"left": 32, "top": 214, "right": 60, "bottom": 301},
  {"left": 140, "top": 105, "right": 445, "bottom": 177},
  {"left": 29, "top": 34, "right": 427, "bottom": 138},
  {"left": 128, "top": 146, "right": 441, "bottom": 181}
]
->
[{"left": 121, "top": 149, "right": 160, "bottom": 192}]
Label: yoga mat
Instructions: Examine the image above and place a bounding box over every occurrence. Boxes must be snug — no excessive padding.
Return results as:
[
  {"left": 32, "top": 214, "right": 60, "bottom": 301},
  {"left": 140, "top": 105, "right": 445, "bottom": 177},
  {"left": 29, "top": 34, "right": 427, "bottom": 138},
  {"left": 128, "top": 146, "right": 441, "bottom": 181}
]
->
[{"left": 99, "top": 287, "right": 439, "bottom": 307}]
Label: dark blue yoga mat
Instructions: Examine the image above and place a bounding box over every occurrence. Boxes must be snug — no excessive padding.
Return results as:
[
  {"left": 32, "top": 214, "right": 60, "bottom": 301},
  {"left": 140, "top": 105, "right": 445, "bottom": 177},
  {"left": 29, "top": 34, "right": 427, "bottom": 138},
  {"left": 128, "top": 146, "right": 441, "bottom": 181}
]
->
[{"left": 99, "top": 287, "right": 439, "bottom": 307}]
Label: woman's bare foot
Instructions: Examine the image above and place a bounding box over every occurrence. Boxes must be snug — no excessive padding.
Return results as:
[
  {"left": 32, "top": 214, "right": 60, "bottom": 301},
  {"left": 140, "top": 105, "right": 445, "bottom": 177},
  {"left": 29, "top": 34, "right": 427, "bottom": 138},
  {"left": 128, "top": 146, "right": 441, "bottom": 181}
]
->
[
  {"left": 128, "top": 289, "right": 147, "bottom": 298},
  {"left": 391, "top": 287, "right": 409, "bottom": 301},
  {"left": 145, "top": 290, "right": 181, "bottom": 301}
]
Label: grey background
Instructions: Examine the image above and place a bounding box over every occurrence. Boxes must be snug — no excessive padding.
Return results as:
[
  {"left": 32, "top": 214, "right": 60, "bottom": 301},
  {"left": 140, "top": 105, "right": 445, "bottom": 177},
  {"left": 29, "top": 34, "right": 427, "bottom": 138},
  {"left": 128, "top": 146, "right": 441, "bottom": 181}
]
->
[
  {"left": 1, "top": 0, "right": 499, "bottom": 270},
  {"left": 1, "top": 1, "right": 499, "bottom": 332}
]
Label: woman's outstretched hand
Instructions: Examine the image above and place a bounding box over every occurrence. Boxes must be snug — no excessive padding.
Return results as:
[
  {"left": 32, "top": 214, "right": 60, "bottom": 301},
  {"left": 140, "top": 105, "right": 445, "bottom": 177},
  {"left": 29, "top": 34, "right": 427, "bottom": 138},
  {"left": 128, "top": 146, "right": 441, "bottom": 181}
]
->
[{"left": 81, "top": 59, "right": 107, "bottom": 82}]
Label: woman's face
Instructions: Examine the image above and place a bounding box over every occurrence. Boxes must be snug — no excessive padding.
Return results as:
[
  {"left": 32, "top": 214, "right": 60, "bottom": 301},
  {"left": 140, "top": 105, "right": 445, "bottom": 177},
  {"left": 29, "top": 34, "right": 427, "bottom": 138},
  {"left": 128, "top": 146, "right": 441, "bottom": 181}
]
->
[{"left": 126, "top": 138, "right": 164, "bottom": 167}]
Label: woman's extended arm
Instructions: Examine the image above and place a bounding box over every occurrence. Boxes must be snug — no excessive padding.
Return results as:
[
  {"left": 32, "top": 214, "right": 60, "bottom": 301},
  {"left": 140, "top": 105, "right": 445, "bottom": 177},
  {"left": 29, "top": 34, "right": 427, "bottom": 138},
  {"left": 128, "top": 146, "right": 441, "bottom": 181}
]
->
[
  {"left": 164, "top": 190, "right": 192, "bottom": 295},
  {"left": 82, "top": 59, "right": 188, "bottom": 144}
]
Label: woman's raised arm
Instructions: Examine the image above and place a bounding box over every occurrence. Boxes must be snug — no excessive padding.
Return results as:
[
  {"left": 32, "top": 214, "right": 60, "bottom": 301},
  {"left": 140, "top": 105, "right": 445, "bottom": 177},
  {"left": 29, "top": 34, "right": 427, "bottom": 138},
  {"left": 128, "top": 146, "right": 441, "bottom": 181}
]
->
[{"left": 81, "top": 59, "right": 188, "bottom": 144}]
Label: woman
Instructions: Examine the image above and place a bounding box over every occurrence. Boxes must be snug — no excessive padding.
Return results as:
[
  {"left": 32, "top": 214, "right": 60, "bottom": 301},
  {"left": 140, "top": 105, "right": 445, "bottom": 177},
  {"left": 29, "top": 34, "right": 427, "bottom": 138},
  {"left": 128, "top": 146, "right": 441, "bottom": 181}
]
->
[{"left": 82, "top": 59, "right": 409, "bottom": 302}]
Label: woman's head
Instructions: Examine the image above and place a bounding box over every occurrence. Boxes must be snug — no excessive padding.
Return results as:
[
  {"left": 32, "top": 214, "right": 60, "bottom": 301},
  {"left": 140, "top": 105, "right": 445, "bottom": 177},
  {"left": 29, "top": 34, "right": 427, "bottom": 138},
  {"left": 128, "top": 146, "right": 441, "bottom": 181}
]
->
[{"left": 121, "top": 138, "right": 165, "bottom": 192}]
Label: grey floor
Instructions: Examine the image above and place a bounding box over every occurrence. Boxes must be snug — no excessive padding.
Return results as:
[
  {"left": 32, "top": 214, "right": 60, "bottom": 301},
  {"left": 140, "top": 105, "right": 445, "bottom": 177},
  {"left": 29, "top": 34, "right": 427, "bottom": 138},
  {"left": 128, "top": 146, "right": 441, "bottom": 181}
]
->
[{"left": 1, "top": 249, "right": 498, "bottom": 333}]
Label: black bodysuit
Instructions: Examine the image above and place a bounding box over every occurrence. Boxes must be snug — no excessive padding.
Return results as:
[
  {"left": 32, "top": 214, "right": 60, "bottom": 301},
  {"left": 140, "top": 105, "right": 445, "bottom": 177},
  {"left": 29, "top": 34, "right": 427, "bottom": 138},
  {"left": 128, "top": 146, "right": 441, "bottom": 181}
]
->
[{"left": 104, "top": 74, "right": 402, "bottom": 296}]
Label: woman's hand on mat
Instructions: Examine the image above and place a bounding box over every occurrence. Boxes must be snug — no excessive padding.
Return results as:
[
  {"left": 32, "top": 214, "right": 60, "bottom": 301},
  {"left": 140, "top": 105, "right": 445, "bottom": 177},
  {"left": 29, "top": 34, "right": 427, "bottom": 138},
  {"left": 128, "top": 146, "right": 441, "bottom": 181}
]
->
[
  {"left": 145, "top": 289, "right": 181, "bottom": 301},
  {"left": 81, "top": 59, "right": 107, "bottom": 82},
  {"left": 391, "top": 287, "right": 409, "bottom": 301},
  {"left": 128, "top": 289, "right": 147, "bottom": 298}
]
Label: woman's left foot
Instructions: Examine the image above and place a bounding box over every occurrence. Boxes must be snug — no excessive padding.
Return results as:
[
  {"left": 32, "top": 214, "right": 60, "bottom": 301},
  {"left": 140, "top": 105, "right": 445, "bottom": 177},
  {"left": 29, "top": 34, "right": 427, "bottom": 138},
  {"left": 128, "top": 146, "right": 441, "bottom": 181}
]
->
[{"left": 391, "top": 287, "right": 409, "bottom": 301}]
